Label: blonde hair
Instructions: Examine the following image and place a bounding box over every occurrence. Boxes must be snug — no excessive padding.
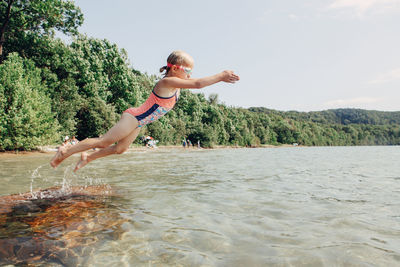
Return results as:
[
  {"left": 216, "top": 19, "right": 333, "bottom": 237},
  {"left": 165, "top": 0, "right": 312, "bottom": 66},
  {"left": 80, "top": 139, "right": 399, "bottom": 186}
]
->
[{"left": 159, "top": 50, "right": 194, "bottom": 75}]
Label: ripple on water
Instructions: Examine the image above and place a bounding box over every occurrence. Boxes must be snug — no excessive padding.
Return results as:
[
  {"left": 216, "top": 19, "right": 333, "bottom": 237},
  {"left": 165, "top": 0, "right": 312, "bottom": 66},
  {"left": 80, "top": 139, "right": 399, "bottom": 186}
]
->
[{"left": 0, "top": 146, "right": 400, "bottom": 266}]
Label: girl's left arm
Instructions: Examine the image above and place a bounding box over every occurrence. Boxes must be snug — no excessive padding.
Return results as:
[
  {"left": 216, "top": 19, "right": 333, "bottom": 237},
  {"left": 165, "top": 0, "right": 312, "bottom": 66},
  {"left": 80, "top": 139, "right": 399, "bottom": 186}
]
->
[{"left": 160, "top": 70, "right": 239, "bottom": 89}]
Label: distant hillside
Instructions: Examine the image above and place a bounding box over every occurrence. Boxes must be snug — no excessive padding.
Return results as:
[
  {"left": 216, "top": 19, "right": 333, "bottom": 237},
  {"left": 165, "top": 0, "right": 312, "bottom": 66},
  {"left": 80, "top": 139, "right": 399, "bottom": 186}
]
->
[{"left": 248, "top": 107, "right": 400, "bottom": 126}]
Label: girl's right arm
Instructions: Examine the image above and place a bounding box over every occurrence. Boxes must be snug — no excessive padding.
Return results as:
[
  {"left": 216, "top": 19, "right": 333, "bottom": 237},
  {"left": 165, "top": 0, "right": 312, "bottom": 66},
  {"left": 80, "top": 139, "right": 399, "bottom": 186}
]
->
[{"left": 161, "top": 70, "right": 240, "bottom": 89}]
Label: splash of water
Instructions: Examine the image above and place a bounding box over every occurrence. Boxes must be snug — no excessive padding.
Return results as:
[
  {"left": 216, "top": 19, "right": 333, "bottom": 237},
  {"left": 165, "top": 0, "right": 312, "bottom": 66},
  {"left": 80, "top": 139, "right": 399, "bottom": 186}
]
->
[
  {"left": 28, "top": 164, "right": 108, "bottom": 199},
  {"left": 60, "top": 165, "right": 74, "bottom": 194},
  {"left": 30, "top": 164, "right": 45, "bottom": 199}
]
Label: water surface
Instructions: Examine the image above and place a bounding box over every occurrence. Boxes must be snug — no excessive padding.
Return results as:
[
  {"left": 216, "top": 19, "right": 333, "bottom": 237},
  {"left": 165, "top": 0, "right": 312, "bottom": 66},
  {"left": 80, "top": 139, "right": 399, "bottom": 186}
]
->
[{"left": 0, "top": 146, "right": 399, "bottom": 266}]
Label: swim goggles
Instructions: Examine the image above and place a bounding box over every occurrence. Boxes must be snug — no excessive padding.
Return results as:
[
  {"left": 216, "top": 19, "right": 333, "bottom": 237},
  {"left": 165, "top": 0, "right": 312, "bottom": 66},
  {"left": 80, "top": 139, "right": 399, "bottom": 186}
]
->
[{"left": 167, "top": 63, "right": 192, "bottom": 75}]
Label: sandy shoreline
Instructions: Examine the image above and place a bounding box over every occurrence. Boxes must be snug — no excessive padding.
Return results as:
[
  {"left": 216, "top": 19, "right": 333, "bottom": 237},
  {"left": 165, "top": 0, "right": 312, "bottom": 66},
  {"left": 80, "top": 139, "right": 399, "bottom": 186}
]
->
[{"left": 0, "top": 144, "right": 292, "bottom": 157}]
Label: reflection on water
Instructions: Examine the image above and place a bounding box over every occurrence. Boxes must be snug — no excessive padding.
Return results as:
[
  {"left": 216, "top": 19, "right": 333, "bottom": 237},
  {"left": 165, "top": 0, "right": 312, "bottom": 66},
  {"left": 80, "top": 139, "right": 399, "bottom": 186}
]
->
[{"left": 0, "top": 146, "right": 400, "bottom": 266}]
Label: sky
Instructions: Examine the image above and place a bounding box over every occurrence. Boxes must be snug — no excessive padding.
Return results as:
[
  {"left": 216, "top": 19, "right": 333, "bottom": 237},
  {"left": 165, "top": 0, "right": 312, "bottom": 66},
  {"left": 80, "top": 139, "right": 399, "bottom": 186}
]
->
[{"left": 66, "top": 0, "right": 400, "bottom": 112}]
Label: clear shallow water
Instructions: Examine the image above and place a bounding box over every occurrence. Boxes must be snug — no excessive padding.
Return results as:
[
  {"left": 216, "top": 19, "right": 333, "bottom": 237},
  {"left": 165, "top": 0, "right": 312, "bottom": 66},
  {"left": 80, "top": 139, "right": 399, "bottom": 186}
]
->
[{"left": 0, "top": 146, "right": 399, "bottom": 266}]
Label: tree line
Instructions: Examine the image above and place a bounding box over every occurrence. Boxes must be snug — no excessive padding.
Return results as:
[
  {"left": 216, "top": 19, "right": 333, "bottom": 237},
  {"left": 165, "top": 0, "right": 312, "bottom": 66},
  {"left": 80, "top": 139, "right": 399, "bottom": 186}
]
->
[{"left": 1, "top": 0, "right": 399, "bottom": 151}]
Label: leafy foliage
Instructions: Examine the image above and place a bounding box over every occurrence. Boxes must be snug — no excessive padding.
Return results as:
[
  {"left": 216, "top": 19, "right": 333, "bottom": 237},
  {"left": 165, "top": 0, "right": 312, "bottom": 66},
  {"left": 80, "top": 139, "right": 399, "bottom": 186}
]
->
[
  {"left": 0, "top": 0, "right": 83, "bottom": 59},
  {"left": 1, "top": 2, "right": 399, "bottom": 151},
  {"left": 0, "top": 53, "right": 60, "bottom": 150},
  {"left": 249, "top": 107, "right": 400, "bottom": 125}
]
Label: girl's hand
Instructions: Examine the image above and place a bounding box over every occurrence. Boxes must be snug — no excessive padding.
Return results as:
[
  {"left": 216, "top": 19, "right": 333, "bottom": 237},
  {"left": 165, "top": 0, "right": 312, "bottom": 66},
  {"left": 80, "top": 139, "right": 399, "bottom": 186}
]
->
[{"left": 221, "top": 70, "right": 240, "bottom": 83}]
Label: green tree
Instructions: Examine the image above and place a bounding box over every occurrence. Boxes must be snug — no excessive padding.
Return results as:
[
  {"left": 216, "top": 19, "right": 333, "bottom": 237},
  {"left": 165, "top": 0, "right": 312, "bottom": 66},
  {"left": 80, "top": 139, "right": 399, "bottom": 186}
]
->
[
  {"left": 75, "top": 97, "right": 117, "bottom": 139},
  {"left": 0, "top": 53, "right": 60, "bottom": 150},
  {"left": 0, "top": 0, "right": 83, "bottom": 62}
]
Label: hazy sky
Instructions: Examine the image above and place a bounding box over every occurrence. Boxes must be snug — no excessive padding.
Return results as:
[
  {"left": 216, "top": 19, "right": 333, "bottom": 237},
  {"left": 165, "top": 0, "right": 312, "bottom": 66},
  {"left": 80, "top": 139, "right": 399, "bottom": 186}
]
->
[{"left": 68, "top": 0, "right": 400, "bottom": 111}]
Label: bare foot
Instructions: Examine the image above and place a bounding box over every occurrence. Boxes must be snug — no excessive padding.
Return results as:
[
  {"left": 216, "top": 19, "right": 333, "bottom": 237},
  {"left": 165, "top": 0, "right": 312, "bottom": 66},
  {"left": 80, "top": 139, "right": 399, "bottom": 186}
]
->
[
  {"left": 50, "top": 146, "right": 67, "bottom": 168},
  {"left": 74, "top": 152, "right": 89, "bottom": 172}
]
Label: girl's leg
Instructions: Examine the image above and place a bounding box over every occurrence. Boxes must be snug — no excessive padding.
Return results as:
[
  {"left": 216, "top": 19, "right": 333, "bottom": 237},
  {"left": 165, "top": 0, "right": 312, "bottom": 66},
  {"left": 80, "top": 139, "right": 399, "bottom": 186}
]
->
[
  {"left": 50, "top": 113, "right": 139, "bottom": 168},
  {"left": 74, "top": 127, "right": 141, "bottom": 171}
]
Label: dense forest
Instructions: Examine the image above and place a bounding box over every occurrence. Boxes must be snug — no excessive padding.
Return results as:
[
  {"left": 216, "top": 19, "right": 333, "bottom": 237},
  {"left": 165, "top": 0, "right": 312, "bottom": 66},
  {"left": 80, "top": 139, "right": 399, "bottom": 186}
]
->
[{"left": 1, "top": 0, "right": 399, "bottom": 151}]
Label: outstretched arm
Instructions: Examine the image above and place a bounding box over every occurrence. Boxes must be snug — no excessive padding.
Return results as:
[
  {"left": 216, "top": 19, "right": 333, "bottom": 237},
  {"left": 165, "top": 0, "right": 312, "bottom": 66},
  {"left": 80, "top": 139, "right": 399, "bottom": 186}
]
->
[{"left": 161, "top": 70, "right": 240, "bottom": 89}]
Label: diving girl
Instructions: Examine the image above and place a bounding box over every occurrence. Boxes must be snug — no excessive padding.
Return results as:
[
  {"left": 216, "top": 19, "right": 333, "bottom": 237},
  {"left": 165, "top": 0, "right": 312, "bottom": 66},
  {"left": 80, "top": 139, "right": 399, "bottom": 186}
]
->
[{"left": 50, "top": 50, "right": 240, "bottom": 171}]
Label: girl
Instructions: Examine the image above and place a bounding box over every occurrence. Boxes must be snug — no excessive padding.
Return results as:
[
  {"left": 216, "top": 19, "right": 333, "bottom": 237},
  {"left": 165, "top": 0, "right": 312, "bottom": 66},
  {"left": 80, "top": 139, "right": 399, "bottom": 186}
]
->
[{"left": 50, "top": 50, "right": 240, "bottom": 171}]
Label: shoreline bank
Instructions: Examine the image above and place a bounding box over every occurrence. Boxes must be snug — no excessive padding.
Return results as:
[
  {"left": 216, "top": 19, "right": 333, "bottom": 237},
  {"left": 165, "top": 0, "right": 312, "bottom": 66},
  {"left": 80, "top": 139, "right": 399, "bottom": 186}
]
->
[{"left": 0, "top": 144, "right": 296, "bottom": 157}]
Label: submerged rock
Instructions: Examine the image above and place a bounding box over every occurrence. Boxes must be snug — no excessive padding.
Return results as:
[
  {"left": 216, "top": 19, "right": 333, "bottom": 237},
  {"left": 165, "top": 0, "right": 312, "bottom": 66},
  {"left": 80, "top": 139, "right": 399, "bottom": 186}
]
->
[{"left": 0, "top": 185, "right": 127, "bottom": 266}]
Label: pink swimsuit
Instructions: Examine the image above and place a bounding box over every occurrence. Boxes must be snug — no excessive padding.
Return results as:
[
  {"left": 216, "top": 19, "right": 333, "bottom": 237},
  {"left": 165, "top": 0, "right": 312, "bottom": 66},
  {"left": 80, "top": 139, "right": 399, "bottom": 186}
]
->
[{"left": 124, "top": 89, "right": 180, "bottom": 127}]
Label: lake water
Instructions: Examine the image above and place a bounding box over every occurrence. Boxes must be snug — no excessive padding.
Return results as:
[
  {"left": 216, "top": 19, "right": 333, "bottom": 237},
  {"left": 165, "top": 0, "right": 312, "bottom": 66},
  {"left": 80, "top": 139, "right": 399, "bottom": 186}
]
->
[{"left": 0, "top": 146, "right": 399, "bottom": 266}]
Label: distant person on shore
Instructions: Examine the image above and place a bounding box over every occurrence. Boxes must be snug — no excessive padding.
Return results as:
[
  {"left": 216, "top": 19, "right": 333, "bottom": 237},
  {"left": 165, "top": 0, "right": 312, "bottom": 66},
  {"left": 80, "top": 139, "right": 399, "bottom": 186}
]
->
[
  {"left": 71, "top": 136, "right": 79, "bottom": 145},
  {"left": 50, "top": 50, "right": 239, "bottom": 171},
  {"left": 182, "top": 138, "right": 187, "bottom": 148},
  {"left": 62, "top": 136, "right": 70, "bottom": 147}
]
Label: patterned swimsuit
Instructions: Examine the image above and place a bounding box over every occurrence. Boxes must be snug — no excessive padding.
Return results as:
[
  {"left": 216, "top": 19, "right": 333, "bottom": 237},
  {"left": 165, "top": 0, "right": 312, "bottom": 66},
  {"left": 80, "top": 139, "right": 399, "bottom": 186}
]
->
[{"left": 124, "top": 89, "right": 180, "bottom": 127}]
